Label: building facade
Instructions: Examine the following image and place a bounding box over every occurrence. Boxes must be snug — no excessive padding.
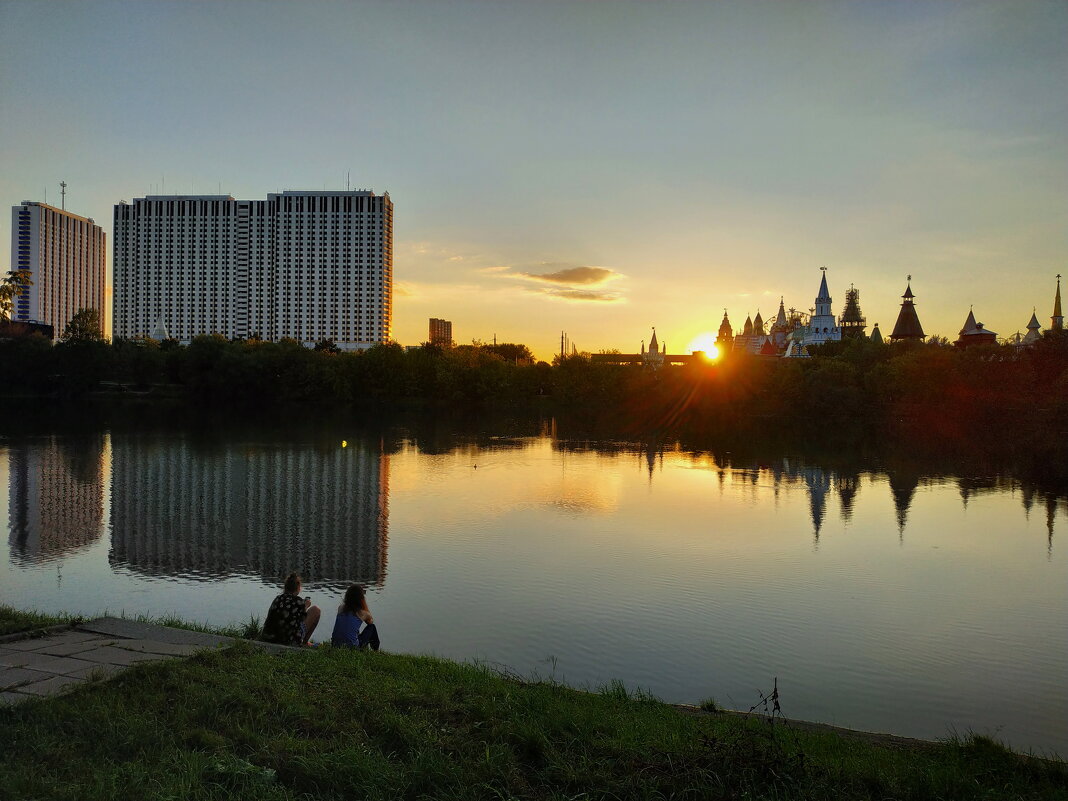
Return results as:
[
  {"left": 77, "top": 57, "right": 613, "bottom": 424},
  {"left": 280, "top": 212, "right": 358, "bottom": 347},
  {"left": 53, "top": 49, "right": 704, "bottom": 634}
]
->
[
  {"left": 784, "top": 270, "right": 842, "bottom": 357},
  {"left": 429, "top": 317, "right": 453, "bottom": 346},
  {"left": 9, "top": 202, "right": 106, "bottom": 338},
  {"left": 113, "top": 190, "right": 393, "bottom": 349}
]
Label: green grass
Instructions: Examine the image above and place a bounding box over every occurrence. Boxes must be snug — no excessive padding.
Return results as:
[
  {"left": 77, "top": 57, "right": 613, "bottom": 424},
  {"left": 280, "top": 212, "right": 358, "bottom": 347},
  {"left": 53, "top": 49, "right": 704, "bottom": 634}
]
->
[
  {"left": 0, "top": 604, "right": 80, "bottom": 636},
  {"left": 0, "top": 642, "right": 1064, "bottom": 800},
  {"left": 0, "top": 603, "right": 260, "bottom": 640}
]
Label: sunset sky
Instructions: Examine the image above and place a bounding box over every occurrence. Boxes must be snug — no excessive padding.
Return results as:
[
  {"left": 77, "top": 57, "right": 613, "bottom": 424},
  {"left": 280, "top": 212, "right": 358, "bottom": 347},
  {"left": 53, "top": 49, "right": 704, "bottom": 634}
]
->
[{"left": 2, "top": 1, "right": 1066, "bottom": 360}]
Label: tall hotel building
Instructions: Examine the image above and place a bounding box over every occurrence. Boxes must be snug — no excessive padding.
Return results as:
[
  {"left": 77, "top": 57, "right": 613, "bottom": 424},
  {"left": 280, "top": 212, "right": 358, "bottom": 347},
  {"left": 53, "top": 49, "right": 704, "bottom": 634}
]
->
[
  {"left": 113, "top": 190, "right": 392, "bottom": 348},
  {"left": 9, "top": 202, "right": 107, "bottom": 337}
]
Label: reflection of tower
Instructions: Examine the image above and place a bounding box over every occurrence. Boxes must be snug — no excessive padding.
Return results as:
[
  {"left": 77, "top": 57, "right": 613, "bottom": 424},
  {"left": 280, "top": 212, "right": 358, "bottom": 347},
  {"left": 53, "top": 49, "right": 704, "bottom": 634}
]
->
[
  {"left": 1046, "top": 495, "right": 1057, "bottom": 557},
  {"left": 109, "top": 437, "right": 389, "bottom": 588},
  {"left": 888, "top": 472, "right": 920, "bottom": 537},
  {"left": 7, "top": 435, "right": 105, "bottom": 564},
  {"left": 835, "top": 471, "right": 860, "bottom": 522},
  {"left": 803, "top": 467, "right": 831, "bottom": 541}
]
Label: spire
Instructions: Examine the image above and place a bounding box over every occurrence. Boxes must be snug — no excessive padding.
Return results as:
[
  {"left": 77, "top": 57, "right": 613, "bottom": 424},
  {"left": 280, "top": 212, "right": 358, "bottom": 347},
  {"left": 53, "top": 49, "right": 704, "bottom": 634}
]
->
[
  {"left": 870, "top": 322, "right": 883, "bottom": 344},
  {"left": 839, "top": 284, "right": 866, "bottom": 339},
  {"left": 774, "top": 297, "right": 787, "bottom": 329},
  {"left": 890, "top": 276, "right": 925, "bottom": 341},
  {"left": 649, "top": 327, "right": 658, "bottom": 354},
  {"left": 1027, "top": 309, "right": 1041, "bottom": 331},
  {"left": 742, "top": 314, "right": 753, "bottom": 337},
  {"left": 753, "top": 310, "right": 764, "bottom": 335},
  {"left": 816, "top": 267, "right": 830, "bottom": 302},
  {"left": 717, "top": 310, "right": 732, "bottom": 339},
  {"left": 1053, "top": 274, "right": 1063, "bottom": 331},
  {"left": 958, "top": 308, "right": 977, "bottom": 336}
]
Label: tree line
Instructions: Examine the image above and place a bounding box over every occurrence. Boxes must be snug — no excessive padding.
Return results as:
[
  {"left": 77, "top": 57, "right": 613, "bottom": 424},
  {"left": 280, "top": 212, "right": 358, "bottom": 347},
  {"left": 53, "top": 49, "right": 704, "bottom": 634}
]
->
[{"left": 1, "top": 317, "right": 1066, "bottom": 449}]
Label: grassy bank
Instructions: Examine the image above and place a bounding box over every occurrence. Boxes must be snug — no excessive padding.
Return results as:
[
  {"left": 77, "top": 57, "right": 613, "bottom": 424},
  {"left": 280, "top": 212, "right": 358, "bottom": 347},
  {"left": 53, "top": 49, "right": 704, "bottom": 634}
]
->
[
  {"left": 1, "top": 613, "right": 1065, "bottom": 799},
  {"left": 0, "top": 605, "right": 258, "bottom": 640}
]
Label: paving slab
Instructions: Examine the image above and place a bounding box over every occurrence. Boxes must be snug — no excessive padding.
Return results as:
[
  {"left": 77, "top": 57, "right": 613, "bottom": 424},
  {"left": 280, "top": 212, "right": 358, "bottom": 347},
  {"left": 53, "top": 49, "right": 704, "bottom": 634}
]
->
[
  {"left": 0, "top": 691, "right": 26, "bottom": 705},
  {"left": 34, "top": 637, "right": 118, "bottom": 657},
  {"left": 73, "top": 646, "right": 165, "bottom": 666},
  {"left": 14, "top": 674, "right": 85, "bottom": 697},
  {"left": 76, "top": 618, "right": 236, "bottom": 648},
  {"left": 22, "top": 656, "right": 99, "bottom": 676},
  {"left": 0, "top": 666, "right": 51, "bottom": 690},
  {"left": 0, "top": 649, "right": 67, "bottom": 668},
  {"left": 1, "top": 637, "right": 59, "bottom": 652},
  {"left": 76, "top": 617, "right": 296, "bottom": 655},
  {"left": 112, "top": 640, "right": 207, "bottom": 657}
]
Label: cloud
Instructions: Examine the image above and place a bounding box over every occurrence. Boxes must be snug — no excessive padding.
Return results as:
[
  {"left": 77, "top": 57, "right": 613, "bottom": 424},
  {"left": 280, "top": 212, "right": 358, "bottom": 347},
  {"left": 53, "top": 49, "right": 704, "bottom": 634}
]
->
[
  {"left": 520, "top": 265, "right": 621, "bottom": 286},
  {"left": 536, "top": 287, "right": 624, "bottom": 303}
]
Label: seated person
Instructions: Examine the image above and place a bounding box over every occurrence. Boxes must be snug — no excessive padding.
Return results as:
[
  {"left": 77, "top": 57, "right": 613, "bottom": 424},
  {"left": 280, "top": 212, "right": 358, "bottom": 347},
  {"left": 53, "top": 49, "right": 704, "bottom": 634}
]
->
[
  {"left": 262, "top": 572, "right": 320, "bottom": 646},
  {"left": 330, "top": 584, "right": 380, "bottom": 651}
]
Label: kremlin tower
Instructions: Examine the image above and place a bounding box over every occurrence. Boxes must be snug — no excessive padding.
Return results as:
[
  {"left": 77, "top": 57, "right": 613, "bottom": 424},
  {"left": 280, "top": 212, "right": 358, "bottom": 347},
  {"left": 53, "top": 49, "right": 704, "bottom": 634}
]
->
[{"left": 889, "top": 277, "right": 925, "bottom": 342}]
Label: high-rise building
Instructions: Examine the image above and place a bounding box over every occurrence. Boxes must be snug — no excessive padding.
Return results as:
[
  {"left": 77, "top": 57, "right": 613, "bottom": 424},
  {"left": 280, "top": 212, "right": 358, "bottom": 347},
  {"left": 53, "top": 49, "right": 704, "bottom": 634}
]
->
[
  {"left": 9, "top": 201, "right": 106, "bottom": 338},
  {"left": 112, "top": 190, "right": 393, "bottom": 348},
  {"left": 428, "top": 317, "right": 453, "bottom": 346}
]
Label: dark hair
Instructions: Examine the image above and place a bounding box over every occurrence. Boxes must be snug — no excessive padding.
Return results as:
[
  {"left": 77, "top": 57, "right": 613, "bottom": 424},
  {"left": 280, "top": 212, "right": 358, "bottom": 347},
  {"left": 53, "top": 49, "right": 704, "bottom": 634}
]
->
[
  {"left": 284, "top": 572, "right": 302, "bottom": 593},
  {"left": 343, "top": 585, "right": 368, "bottom": 614}
]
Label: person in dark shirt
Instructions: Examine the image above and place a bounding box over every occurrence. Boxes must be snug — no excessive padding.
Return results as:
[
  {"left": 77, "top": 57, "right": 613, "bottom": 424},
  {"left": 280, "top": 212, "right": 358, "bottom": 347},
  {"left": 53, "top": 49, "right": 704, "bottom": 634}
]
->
[{"left": 262, "top": 572, "right": 321, "bottom": 646}]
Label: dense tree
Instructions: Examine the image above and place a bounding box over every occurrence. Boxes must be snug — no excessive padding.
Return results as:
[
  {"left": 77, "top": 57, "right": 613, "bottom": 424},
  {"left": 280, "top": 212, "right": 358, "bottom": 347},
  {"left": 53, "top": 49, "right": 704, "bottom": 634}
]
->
[{"left": 61, "top": 308, "right": 104, "bottom": 342}]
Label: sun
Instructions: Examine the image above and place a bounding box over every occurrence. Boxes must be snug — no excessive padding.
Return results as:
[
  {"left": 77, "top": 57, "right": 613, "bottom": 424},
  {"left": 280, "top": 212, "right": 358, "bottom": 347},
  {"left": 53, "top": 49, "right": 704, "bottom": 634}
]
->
[{"left": 687, "top": 333, "right": 719, "bottom": 361}]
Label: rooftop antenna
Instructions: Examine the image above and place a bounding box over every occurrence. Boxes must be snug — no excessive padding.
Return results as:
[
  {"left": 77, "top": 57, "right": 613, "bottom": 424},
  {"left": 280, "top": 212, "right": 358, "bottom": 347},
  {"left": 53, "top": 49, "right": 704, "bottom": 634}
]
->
[
  {"left": 60, "top": 181, "right": 67, "bottom": 210},
  {"left": 347, "top": 171, "right": 350, "bottom": 191}
]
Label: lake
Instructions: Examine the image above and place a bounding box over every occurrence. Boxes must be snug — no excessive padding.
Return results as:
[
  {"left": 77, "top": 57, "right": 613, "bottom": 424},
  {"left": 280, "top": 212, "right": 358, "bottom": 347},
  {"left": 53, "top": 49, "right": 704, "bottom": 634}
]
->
[{"left": 2, "top": 413, "right": 1065, "bottom": 755}]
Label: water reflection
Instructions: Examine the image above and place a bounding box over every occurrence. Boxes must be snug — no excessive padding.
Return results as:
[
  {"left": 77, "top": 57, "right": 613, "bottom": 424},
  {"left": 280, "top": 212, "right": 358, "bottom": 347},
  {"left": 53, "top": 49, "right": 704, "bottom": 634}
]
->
[
  {"left": 551, "top": 437, "right": 1063, "bottom": 551},
  {"left": 7, "top": 434, "right": 106, "bottom": 564},
  {"left": 106, "top": 435, "right": 389, "bottom": 589},
  {"left": 3, "top": 418, "right": 1067, "bottom": 753}
]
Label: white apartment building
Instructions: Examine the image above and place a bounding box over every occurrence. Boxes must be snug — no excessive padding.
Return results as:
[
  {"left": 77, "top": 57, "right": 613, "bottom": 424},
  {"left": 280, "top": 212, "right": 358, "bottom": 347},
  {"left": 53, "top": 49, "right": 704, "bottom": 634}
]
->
[
  {"left": 112, "top": 190, "right": 393, "bottom": 348},
  {"left": 9, "top": 202, "right": 107, "bottom": 338}
]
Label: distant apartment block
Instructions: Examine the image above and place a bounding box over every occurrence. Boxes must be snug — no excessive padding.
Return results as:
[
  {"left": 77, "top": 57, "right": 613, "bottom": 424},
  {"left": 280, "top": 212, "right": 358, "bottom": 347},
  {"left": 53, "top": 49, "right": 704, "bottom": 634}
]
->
[
  {"left": 9, "top": 202, "right": 106, "bottom": 338},
  {"left": 112, "top": 190, "right": 393, "bottom": 349},
  {"left": 429, "top": 317, "right": 453, "bottom": 346}
]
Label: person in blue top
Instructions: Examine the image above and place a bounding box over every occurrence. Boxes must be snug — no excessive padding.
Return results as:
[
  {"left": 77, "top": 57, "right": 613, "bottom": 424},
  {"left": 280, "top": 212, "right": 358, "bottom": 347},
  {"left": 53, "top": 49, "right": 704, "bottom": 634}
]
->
[{"left": 330, "top": 584, "right": 380, "bottom": 650}]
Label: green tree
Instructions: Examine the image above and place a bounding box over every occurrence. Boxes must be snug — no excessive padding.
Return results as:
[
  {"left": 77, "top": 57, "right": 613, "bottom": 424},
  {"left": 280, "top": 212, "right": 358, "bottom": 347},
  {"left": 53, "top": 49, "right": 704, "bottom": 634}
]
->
[
  {"left": 61, "top": 308, "right": 103, "bottom": 342},
  {"left": 0, "top": 269, "right": 32, "bottom": 321}
]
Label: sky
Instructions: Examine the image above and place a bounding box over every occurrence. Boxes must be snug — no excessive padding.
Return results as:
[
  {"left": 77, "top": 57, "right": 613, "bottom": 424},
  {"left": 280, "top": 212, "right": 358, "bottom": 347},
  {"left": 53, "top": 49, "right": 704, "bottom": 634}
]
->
[{"left": 1, "top": 0, "right": 1066, "bottom": 360}]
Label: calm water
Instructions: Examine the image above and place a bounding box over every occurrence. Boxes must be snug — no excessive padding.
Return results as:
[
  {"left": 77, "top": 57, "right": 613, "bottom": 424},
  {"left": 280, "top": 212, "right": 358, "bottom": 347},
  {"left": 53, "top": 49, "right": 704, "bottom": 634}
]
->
[{"left": 2, "top": 421, "right": 1066, "bottom": 755}]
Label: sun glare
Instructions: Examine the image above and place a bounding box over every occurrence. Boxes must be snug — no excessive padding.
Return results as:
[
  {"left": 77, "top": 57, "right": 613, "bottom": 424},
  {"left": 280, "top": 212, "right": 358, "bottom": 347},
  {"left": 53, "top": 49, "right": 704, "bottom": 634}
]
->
[{"left": 687, "top": 333, "right": 719, "bottom": 361}]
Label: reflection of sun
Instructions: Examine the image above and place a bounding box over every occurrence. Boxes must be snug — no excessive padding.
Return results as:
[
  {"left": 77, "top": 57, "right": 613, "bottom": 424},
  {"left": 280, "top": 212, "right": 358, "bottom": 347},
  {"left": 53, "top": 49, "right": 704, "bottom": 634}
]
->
[{"left": 687, "top": 333, "right": 719, "bottom": 360}]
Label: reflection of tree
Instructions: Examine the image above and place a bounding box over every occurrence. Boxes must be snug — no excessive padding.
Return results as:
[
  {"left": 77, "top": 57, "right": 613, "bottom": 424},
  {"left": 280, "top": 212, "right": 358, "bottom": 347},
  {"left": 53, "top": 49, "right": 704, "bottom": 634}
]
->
[
  {"left": 7, "top": 435, "right": 105, "bottom": 564},
  {"left": 108, "top": 437, "right": 389, "bottom": 589}
]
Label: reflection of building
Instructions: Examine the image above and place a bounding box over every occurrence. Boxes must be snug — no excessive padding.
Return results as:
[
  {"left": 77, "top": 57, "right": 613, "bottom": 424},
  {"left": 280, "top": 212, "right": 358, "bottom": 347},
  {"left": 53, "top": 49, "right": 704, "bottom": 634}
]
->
[
  {"left": 10, "top": 201, "right": 107, "bottom": 338},
  {"left": 429, "top": 317, "right": 453, "bottom": 347},
  {"left": 7, "top": 435, "right": 105, "bottom": 564},
  {"left": 109, "top": 438, "right": 389, "bottom": 588}
]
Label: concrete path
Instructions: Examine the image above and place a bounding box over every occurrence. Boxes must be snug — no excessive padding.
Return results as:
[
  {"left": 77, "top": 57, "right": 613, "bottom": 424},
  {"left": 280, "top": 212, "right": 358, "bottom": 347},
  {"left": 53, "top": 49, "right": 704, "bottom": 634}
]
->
[{"left": 0, "top": 617, "right": 291, "bottom": 705}]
